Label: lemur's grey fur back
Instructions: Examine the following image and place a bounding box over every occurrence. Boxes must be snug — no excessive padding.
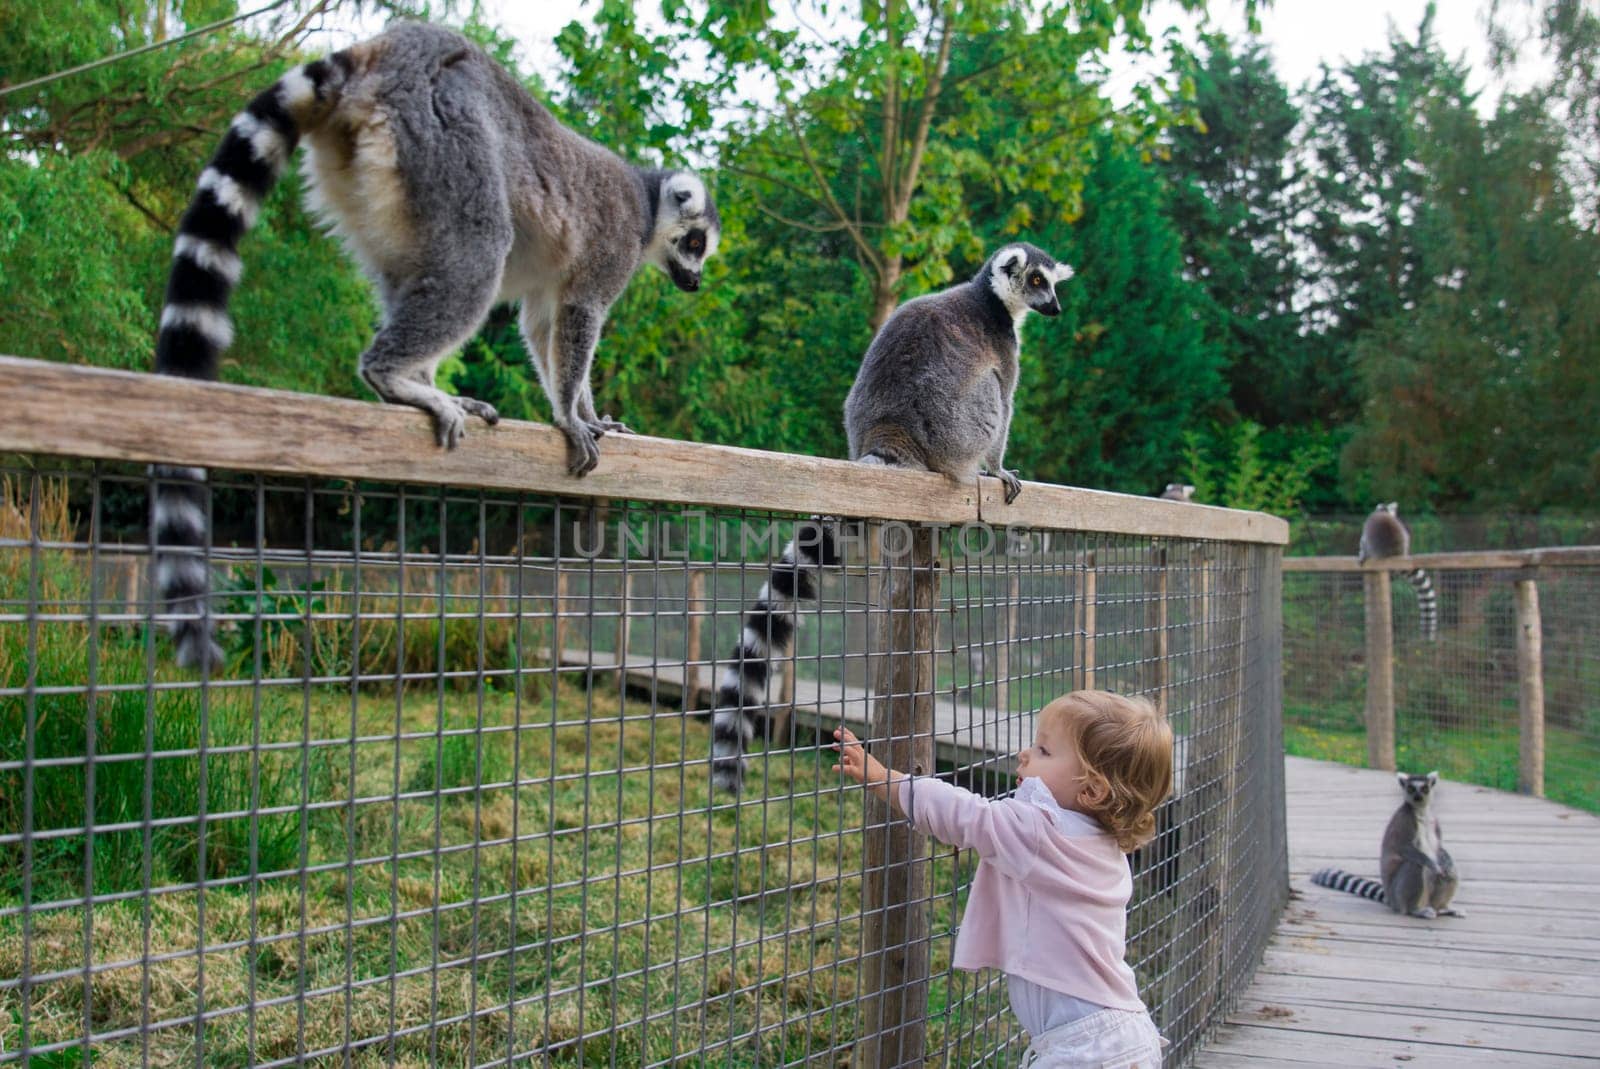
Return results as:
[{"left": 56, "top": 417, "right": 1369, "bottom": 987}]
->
[
  {"left": 1358, "top": 503, "right": 1438, "bottom": 641},
  {"left": 845, "top": 243, "right": 1073, "bottom": 505},
  {"left": 1160, "top": 483, "right": 1195, "bottom": 502},
  {"left": 711, "top": 244, "right": 1071, "bottom": 792},
  {"left": 709, "top": 520, "right": 841, "bottom": 792},
  {"left": 1312, "top": 771, "right": 1463, "bottom": 919},
  {"left": 151, "top": 22, "right": 720, "bottom": 669}
]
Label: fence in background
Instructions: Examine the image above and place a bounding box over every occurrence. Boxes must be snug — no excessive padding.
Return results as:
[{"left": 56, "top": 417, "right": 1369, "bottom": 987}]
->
[
  {"left": 1283, "top": 549, "right": 1600, "bottom": 813},
  {"left": 0, "top": 356, "right": 1288, "bottom": 1067}
]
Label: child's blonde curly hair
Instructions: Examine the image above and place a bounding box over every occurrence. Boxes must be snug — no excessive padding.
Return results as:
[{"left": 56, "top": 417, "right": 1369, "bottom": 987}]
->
[{"left": 1043, "top": 690, "right": 1173, "bottom": 853}]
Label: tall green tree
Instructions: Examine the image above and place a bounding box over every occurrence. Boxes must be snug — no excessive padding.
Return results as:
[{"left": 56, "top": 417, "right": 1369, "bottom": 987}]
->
[
  {"left": 1299, "top": 8, "right": 1485, "bottom": 426},
  {"left": 698, "top": 0, "right": 1234, "bottom": 331},
  {"left": 1010, "top": 135, "right": 1227, "bottom": 494},
  {"left": 1342, "top": 92, "right": 1600, "bottom": 508},
  {"left": 1161, "top": 36, "right": 1306, "bottom": 424}
]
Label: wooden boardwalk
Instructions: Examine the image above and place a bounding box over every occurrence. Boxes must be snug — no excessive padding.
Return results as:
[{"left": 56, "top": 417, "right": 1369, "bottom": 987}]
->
[{"left": 1193, "top": 756, "right": 1600, "bottom": 1068}]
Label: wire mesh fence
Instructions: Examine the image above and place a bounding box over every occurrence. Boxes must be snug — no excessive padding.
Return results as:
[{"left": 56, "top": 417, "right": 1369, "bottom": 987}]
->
[
  {"left": 1, "top": 452, "right": 1285, "bottom": 1067},
  {"left": 1284, "top": 560, "right": 1600, "bottom": 813}
]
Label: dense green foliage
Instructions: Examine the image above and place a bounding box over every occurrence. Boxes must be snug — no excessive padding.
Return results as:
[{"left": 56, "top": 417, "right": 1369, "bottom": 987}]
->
[{"left": 2, "top": 0, "right": 1597, "bottom": 516}]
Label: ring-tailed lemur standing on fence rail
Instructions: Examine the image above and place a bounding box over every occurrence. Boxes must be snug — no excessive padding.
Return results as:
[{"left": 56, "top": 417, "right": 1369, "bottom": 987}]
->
[
  {"left": 1357, "top": 502, "right": 1438, "bottom": 641},
  {"left": 151, "top": 21, "right": 721, "bottom": 668},
  {"left": 1311, "top": 771, "right": 1464, "bottom": 919},
  {"left": 709, "top": 244, "right": 1073, "bottom": 792}
]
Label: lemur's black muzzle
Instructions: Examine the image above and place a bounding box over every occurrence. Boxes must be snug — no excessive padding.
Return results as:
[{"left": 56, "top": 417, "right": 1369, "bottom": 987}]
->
[
  {"left": 669, "top": 262, "right": 701, "bottom": 292},
  {"left": 1038, "top": 297, "right": 1061, "bottom": 317}
]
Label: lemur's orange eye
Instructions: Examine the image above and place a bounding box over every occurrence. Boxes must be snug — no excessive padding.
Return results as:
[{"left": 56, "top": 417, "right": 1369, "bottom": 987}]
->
[{"left": 1030, "top": 275, "right": 1043, "bottom": 287}]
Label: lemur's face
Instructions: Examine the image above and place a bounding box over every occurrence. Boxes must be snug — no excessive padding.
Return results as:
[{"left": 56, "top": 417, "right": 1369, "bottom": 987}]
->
[
  {"left": 990, "top": 244, "right": 1075, "bottom": 318},
  {"left": 652, "top": 173, "right": 720, "bottom": 293},
  {"left": 1397, "top": 771, "right": 1438, "bottom": 804}
]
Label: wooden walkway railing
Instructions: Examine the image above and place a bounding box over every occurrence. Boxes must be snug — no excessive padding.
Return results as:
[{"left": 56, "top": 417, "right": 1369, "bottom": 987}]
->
[{"left": 1284, "top": 547, "right": 1600, "bottom": 794}]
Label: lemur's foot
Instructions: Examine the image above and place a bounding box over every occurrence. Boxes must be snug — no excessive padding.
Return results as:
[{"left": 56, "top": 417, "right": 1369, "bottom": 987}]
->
[
  {"left": 1410, "top": 907, "right": 1438, "bottom": 919},
  {"left": 591, "top": 413, "right": 632, "bottom": 435},
  {"left": 431, "top": 403, "right": 467, "bottom": 450},
  {"left": 998, "top": 469, "right": 1023, "bottom": 505},
  {"left": 1438, "top": 907, "right": 1466, "bottom": 917},
  {"left": 564, "top": 422, "right": 601, "bottom": 476},
  {"left": 456, "top": 396, "right": 500, "bottom": 426}
]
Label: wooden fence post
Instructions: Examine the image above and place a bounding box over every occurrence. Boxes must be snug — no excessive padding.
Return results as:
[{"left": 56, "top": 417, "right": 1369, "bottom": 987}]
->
[
  {"left": 1081, "top": 551, "right": 1098, "bottom": 690},
  {"left": 685, "top": 567, "right": 706, "bottom": 709},
  {"left": 1515, "top": 578, "right": 1545, "bottom": 797},
  {"left": 616, "top": 570, "right": 632, "bottom": 690},
  {"left": 995, "top": 569, "right": 1019, "bottom": 715},
  {"left": 1363, "top": 569, "right": 1396, "bottom": 772},
  {"left": 855, "top": 524, "right": 940, "bottom": 1069},
  {"left": 552, "top": 569, "right": 569, "bottom": 681}
]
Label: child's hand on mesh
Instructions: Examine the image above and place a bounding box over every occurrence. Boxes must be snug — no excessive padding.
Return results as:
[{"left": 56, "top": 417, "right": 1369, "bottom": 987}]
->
[{"left": 833, "top": 726, "right": 888, "bottom": 786}]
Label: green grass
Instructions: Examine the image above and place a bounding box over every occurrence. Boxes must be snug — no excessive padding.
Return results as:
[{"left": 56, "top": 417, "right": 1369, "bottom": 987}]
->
[
  {"left": 0, "top": 680, "right": 1017, "bottom": 1067},
  {"left": 1284, "top": 702, "right": 1600, "bottom": 813}
]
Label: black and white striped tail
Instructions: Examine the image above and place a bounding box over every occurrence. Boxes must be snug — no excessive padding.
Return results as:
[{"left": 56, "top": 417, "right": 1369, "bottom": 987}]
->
[
  {"left": 151, "top": 55, "right": 350, "bottom": 669},
  {"left": 710, "top": 519, "right": 841, "bottom": 793},
  {"left": 1311, "top": 867, "right": 1385, "bottom": 903},
  {"left": 1406, "top": 569, "right": 1438, "bottom": 641}
]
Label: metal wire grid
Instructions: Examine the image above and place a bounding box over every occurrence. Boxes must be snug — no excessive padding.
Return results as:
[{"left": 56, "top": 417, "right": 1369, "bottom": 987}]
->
[
  {"left": 1, "top": 460, "right": 1286, "bottom": 1066},
  {"left": 1282, "top": 565, "right": 1599, "bottom": 812}
]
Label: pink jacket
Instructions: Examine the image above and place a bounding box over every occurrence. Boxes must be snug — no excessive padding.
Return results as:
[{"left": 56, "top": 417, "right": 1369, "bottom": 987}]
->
[{"left": 898, "top": 776, "right": 1145, "bottom": 1011}]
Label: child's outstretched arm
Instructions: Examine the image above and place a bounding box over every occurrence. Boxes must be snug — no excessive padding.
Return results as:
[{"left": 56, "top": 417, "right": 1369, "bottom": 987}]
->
[
  {"left": 835, "top": 726, "right": 1040, "bottom": 879},
  {"left": 832, "top": 727, "right": 909, "bottom": 815}
]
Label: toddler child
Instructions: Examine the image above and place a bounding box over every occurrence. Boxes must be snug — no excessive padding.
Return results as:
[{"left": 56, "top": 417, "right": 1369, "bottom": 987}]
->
[{"left": 833, "top": 689, "right": 1173, "bottom": 1068}]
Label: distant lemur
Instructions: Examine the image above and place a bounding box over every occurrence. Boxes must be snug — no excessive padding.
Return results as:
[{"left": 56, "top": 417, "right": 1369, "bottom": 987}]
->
[
  {"left": 709, "top": 243, "right": 1073, "bottom": 792},
  {"left": 151, "top": 22, "right": 721, "bottom": 668},
  {"left": 1312, "top": 771, "right": 1463, "bottom": 919},
  {"left": 1159, "top": 483, "right": 1195, "bottom": 502},
  {"left": 1358, "top": 503, "right": 1438, "bottom": 641}
]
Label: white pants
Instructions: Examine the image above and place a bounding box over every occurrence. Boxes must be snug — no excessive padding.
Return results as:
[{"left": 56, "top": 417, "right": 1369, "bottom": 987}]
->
[{"left": 1018, "top": 1008, "right": 1164, "bottom": 1069}]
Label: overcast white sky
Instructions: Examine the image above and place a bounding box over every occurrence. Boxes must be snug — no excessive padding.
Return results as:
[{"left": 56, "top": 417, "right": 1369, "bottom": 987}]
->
[
  {"left": 481, "top": 1, "right": 1522, "bottom": 91},
  {"left": 328, "top": 1, "right": 1538, "bottom": 109}
]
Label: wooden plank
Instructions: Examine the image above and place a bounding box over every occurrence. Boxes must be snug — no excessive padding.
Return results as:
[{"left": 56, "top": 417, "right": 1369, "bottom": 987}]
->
[
  {"left": 0, "top": 355, "right": 1288, "bottom": 544},
  {"left": 1199, "top": 1023, "right": 1595, "bottom": 1067},
  {"left": 1284, "top": 547, "right": 1600, "bottom": 572},
  {"left": 1254, "top": 948, "right": 1600, "bottom": 997},
  {"left": 1239, "top": 973, "right": 1600, "bottom": 1027},
  {"left": 1221, "top": 1002, "right": 1597, "bottom": 1059}
]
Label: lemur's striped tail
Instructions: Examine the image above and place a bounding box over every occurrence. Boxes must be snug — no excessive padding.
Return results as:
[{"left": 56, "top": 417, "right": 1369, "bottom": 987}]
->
[
  {"left": 710, "top": 519, "right": 841, "bottom": 793},
  {"left": 1405, "top": 568, "right": 1438, "bottom": 641},
  {"left": 1311, "top": 867, "right": 1385, "bottom": 903},
  {"left": 151, "top": 55, "right": 351, "bottom": 669}
]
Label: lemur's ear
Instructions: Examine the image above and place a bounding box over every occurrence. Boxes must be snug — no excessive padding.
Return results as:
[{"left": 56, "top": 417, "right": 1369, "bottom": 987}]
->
[
  {"left": 1426, "top": 771, "right": 1439, "bottom": 787},
  {"left": 996, "top": 247, "right": 1026, "bottom": 278},
  {"left": 1395, "top": 771, "right": 1409, "bottom": 787},
  {"left": 1050, "top": 262, "right": 1076, "bottom": 284}
]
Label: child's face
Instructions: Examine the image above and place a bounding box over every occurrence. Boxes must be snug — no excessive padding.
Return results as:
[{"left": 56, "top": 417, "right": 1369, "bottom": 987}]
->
[{"left": 1016, "top": 710, "right": 1087, "bottom": 810}]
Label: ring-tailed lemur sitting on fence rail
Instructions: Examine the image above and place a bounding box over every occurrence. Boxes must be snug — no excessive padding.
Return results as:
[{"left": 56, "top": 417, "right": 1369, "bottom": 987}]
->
[
  {"left": 709, "top": 244, "right": 1074, "bottom": 792},
  {"left": 151, "top": 21, "right": 720, "bottom": 669},
  {"left": 1311, "top": 771, "right": 1464, "bottom": 919},
  {"left": 1357, "top": 502, "right": 1438, "bottom": 641}
]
